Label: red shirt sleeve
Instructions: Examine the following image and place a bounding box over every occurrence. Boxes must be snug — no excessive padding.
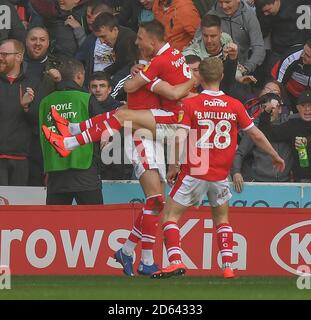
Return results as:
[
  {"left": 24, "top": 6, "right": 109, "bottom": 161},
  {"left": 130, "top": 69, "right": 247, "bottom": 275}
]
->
[{"left": 140, "top": 57, "right": 161, "bottom": 83}]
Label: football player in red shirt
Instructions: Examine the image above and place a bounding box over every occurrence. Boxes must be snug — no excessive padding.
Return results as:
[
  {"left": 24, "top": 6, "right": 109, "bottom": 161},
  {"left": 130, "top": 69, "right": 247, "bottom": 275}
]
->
[
  {"left": 152, "top": 57, "right": 285, "bottom": 279},
  {"left": 42, "top": 20, "right": 195, "bottom": 277},
  {"left": 42, "top": 20, "right": 194, "bottom": 155}
]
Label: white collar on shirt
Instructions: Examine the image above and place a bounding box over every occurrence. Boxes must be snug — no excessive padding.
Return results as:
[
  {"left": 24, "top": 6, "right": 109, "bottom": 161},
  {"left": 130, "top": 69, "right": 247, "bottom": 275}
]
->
[
  {"left": 156, "top": 42, "right": 170, "bottom": 56},
  {"left": 201, "top": 89, "right": 224, "bottom": 96}
]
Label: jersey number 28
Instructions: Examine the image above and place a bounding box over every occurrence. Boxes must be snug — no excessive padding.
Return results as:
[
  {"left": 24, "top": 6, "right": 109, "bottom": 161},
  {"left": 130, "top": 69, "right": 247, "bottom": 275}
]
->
[{"left": 196, "top": 120, "right": 231, "bottom": 149}]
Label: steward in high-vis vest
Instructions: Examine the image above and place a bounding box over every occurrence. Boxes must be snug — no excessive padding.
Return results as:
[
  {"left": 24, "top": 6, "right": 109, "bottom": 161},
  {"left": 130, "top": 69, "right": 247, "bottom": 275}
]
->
[{"left": 39, "top": 59, "right": 104, "bottom": 205}]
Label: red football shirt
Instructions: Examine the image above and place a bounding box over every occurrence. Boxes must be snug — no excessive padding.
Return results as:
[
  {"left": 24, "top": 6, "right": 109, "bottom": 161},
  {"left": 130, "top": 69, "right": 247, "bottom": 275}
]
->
[
  {"left": 127, "top": 85, "right": 160, "bottom": 110},
  {"left": 140, "top": 43, "right": 191, "bottom": 114},
  {"left": 179, "top": 90, "right": 254, "bottom": 181}
]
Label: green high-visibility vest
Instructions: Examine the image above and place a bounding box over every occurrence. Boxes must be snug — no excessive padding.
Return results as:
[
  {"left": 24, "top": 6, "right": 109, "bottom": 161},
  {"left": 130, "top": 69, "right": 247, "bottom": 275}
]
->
[{"left": 39, "top": 90, "right": 93, "bottom": 173}]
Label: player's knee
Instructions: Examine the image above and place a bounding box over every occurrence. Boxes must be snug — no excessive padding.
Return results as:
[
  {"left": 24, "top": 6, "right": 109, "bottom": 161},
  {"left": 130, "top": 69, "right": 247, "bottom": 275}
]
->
[
  {"left": 145, "top": 194, "right": 165, "bottom": 214},
  {"left": 115, "top": 108, "right": 131, "bottom": 123},
  {"left": 154, "top": 195, "right": 165, "bottom": 213}
]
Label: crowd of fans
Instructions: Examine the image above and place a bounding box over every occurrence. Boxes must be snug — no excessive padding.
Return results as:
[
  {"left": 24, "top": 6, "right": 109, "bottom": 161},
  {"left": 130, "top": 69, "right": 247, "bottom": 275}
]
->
[{"left": 0, "top": 0, "right": 310, "bottom": 191}]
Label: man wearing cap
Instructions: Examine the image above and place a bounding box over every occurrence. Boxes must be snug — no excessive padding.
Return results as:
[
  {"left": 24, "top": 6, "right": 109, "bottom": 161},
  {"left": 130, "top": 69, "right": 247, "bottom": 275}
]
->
[{"left": 259, "top": 90, "right": 311, "bottom": 182}]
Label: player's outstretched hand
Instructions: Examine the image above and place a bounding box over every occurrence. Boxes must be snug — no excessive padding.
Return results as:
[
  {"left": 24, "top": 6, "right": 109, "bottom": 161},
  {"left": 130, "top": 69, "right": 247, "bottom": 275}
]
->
[
  {"left": 272, "top": 154, "right": 285, "bottom": 172},
  {"left": 167, "top": 164, "right": 179, "bottom": 187}
]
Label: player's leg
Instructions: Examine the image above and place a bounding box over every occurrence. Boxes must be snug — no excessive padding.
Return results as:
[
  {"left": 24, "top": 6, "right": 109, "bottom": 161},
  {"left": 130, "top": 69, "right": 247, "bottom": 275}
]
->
[
  {"left": 137, "top": 139, "right": 166, "bottom": 274},
  {"left": 208, "top": 180, "right": 235, "bottom": 278},
  {"left": 151, "top": 196, "right": 188, "bottom": 278},
  {"left": 50, "top": 105, "right": 122, "bottom": 137},
  {"left": 152, "top": 174, "right": 206, "bottom": 278},
  {"left": 116, "top": 170, "right": 164, "bottom": 275},
  {"left": 43, "top": 109, "right": 158, "bottom": 156},
  {"left": 138, "top": 171, "right": 165, "bottom": 274},
  {"left": 115, "top": 137, "right": 165, "bottom": 276}
]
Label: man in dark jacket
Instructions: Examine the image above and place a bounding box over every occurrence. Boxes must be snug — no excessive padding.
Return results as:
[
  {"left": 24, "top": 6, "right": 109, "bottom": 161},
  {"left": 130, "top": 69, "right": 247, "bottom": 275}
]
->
[
  {"left": 91, "top": 12, "right": 138, "bottom": 77},
  {"left": 76, "top": 11, "right": 138, "bottom": 87},
  {"left": 0, "top": 0, "right": 26, "bottom": 43},
  {"left": 0, "top": 39, "right": 37, "bottom": 185},
  {"left": 30, "top": 0, "right": 89, "bottom": 57},
  {"left": 24, "top": 26, "right": 61, "bottom": 186},
  {"left": 255, "top": 0, "right": 309, "bottom": 66},
  {"left": 75, "top": 4, "right": 114, "bottom": 86},
  {"left": 88, "top": 71, "right": 133, "bottom": 180},
  {"left": 118, "top": 0, "right": 154, "bottom": 32},
  {"left": 259, "top": 89, "right": 311, "bottom": 182},
  {"left": 271, "top": 38, "right": 311, "bottom": 109},
  {"left": 39, "top": 58, "right": 104, "bottom": 204}
]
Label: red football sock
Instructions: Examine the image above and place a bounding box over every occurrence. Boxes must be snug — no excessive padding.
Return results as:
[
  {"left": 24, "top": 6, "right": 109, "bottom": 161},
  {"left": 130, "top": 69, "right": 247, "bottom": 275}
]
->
[
  {"left": 216, "top": 223, "right": 233, "bottom": 265},
  {"left": 128, "top": 209, "right": 143, "bottom": 243},
  {"left": 75, "top": 115, "right": 122, "bottom": 145},
  {"left": 79, "top": 110, "right": 117, "bottom": 132},
  {"left": 141, "top": 195, "right": 164, "bottom": 250},
  {"left": 162, "top": 221, "right": 181, "bottom": 263}
]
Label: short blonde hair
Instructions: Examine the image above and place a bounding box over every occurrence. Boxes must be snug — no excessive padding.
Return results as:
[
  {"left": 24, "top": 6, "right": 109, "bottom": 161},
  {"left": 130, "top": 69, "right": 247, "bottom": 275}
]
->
[
  {"left": 199, "top": 57, "right": 223, "bottom": 83},
  {"left": 0, "top": 39, "right": 25, "bottom": 55}
]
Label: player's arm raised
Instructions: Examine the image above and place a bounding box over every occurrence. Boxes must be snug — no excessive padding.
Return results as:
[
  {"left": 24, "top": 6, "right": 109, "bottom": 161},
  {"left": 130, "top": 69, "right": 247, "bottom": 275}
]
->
[
  {"left": 152, "top": 78, "right": 195, "bottom": 101},
  {"left": 246, "top": 126, "right": 285, "bottom": 172}
]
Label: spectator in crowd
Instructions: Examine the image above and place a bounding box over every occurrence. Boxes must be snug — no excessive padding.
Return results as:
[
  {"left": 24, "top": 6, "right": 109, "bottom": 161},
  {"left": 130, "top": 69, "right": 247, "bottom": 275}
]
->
[
  {"left": 77, "top": 12, "right": 138, "bottom": 86},
  {"left": 0, "top": 0, "right": 26, "bottom": 43},
  {"left": 0, "top": 39, "right": 36, "bottom": 186},
  {"left": 40, "top": 59, "right": 104, "bottom": 204},
  {"left": 138, "top": 0, "right": 155, "bottom": 22},
  {"left": 118, "top": 0, "right": 154, "bottom": 32},
  {"left": 183, "top": 14, "right": 233, "bottom": 59},
  {"left": 271, "top": 38, "right": 311, "bottom": 110},
  {"left": 232, "top": 80, "right": 293, "bottom": 192},
  {"left": 92, "top": 13, "right": 138, "bottom": 77},
  {"left": 88, "top": 71, "right": 133, "bottom": 179},
  {"left": 24, "top": 27, "right": 49, "bottom": 74},
  {"left": 259, "top": 89, "right": 311, "bottom": 182},
  {"left": 89, "top": 71, "right": 121, "bottom": 111},
  {"left": 153, "top": 0, "right": 201, "bottom": 51},
  {"left": 111, "top": 0, "right": 126, "bottom": 17},
  {"left": 193, "top": 0, "right": 215, "bottom": 17},
  {"left": 30, "top": 0, "right": 89, "bottom": 57},
  {"left": 86, "top": 0, "right": 113, "bottom": 32},
  {"left": 75, "top": 3, "right": 115, "bottom": 86},
  {"left": 62, "top": 0, "right": 114, "bottom": 47},
  {"left": 23, "top": 27, "right": 54, "bottom": 186},
  {"left": 183, "top": 15, "right": 238, "bottom": 89},
  {"left": 255, "top": 0, "right": 310, "bottom": 69},
  {"left": 208, "top": 0, "right": 265, "bottom": 76}
]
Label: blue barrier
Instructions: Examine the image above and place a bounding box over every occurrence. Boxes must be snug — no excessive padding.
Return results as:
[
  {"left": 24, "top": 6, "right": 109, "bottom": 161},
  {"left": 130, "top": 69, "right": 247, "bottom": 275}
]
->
[{"left": 102, "top": 181, "right": 311, "bottom": 208}]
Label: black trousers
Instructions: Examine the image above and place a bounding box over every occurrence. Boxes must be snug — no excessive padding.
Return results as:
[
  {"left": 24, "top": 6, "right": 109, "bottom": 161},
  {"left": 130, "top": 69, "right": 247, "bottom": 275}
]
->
[
  {"left": 46, "top": 189, "right": 103, "bottom": 205},
  {"left": 0, "top": 158, "right": 29, "bottom": 186}
]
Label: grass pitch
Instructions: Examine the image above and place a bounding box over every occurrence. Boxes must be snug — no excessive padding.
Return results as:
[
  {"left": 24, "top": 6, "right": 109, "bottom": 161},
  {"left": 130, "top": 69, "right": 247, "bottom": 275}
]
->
[{"left": 0, "top": 275, "right": 309, "bottom": 300}]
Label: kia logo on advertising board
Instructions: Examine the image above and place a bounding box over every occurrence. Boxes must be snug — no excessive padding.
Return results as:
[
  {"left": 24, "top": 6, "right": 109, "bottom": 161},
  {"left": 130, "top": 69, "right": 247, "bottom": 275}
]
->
[{"left": 270, "top": 221, "right": 311, "bottom": 276}]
